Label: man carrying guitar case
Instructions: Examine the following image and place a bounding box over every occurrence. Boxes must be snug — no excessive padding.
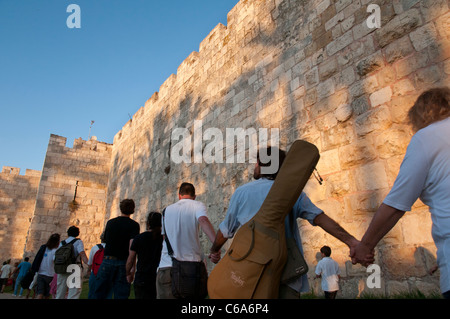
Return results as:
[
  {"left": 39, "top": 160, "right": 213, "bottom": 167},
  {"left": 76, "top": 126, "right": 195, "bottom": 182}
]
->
[{"left": 208, "top": 140, "right": 359, "bottom": 299}]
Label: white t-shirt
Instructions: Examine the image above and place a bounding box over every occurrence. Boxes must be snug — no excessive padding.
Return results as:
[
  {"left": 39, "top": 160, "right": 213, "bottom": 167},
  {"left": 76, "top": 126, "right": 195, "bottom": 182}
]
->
[
  {"left": 158, "top": 199, "right": 207, "bottom": 269},
  {"left": 38, "top": 247, "right": 57, "bottom": 277},
  {"left": 384, "top": 117, "right": 450, "bottom": 293},
  {"left": 0, "top": 264, "right": 12, "bottom": 279},
  {"left": 315, "top": 257, "right": 340, "bottom": 292}
]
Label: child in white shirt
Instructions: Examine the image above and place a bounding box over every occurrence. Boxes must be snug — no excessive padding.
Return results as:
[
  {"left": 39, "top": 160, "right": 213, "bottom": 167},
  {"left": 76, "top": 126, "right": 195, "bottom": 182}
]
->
[{"left": 315, "top": 246, "right": 340, "bottom": 299}]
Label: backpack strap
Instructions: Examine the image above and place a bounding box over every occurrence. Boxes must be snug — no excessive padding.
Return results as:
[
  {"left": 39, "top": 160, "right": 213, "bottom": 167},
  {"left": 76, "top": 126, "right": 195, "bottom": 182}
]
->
[
  {"left": 61, "top": 238, "right": 79, "bottom": 246},
  {"left": 69, "top": 238, "right": 79, "bottom": 245},
  {"left": 66, "top": 238, "right": 81, "bottom": 264},
  {"left": 162, "top": 208, "right": 174, "bottom": 257}
]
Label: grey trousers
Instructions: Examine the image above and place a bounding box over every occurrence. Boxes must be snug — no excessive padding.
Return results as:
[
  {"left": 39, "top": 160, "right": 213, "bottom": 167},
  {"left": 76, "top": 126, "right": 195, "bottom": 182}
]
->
[{"left": 156, "top": 267, "right": 175, "bottom": 299}]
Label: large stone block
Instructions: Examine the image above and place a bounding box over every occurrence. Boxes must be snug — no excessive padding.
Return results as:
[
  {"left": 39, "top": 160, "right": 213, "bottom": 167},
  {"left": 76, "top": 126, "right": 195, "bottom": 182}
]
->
[
  {"left": 344, "top": 189, "right": 389, "bottom": 215},
  {"left": 325, "top": 170, "right": 354, "bottom": 198},
  {"left": 374, "top": 127, "right": 410, "bottom": 159},
  {"left": 326, "top": 30, "right": 354, "bottom": 56},
  {"left": 316, "top": 148, "right": 341, "bottom": 175},
  {"left": 400, "top": 212, "right": 434, "bottom": 245},
  {"left": 354, "top": 161, "right": 389, "bottom": 191},
  {"left": 409, "top": 22, "right": 439, "bottom": 52},
  {"left": 356, "top": 51, "right": 385, "bottom": 76},
  {"left": 374, "top": 9, "right": 422, "bottom": 48},
  {"left": 369, "top": 86, "right": 393, "bottom": 107},
  {"left": 321, "top": 122, "right": 354, "bottom": 151},
  {"left": 339, "top": 140, "right": 377, "bottom": 169},
  {"left": 383, "top": 35, "right": 415, "bottom": 64},
  {"left": 355, "top": 105, "right": 392, "bottom": 136}
]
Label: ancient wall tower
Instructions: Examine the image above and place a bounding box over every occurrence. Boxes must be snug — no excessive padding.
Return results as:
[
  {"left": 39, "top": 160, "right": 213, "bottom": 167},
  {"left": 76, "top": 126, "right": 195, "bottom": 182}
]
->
[{"left": 23, "top": 134, "right": 112, "bottom": 256}]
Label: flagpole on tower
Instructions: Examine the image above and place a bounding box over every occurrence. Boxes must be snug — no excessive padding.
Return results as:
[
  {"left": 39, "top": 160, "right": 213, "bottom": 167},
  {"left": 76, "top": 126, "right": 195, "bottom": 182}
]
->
[{"left": 88, "top": 120, "right": 95, "bottom": 140}]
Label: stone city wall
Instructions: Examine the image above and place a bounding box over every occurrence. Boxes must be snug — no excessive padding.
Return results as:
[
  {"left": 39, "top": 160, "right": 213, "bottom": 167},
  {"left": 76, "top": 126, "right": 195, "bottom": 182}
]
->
[
  {"left": 106, "top": 0, "right": 449, "bottom": 297},
  {"left": 0, "top": 0, "right": 448, "bottom": 298},
  {"left": 0, "top": 167, "right": 41, "bottom": 261}
]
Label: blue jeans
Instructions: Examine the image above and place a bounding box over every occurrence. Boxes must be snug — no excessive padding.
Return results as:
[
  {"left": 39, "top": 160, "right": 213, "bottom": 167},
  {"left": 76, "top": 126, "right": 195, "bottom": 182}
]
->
[
  {"left": 14, "top": 275, "right": 24, "bottom": 296},
  {"left": 88, "top": 271, "right": 113, "bottom": 299},
  {"left": 93, "top": 259, "right": 130, "bottom": 299}
]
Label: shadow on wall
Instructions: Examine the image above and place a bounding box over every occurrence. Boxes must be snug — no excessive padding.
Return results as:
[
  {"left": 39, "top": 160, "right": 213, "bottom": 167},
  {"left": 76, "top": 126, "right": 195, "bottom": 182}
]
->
[
  {"left": 99, "top": 0, "right": 448, "bottom": 287},
  {"left": 0, "top": 0, "right": 446, "bottom": 277}
]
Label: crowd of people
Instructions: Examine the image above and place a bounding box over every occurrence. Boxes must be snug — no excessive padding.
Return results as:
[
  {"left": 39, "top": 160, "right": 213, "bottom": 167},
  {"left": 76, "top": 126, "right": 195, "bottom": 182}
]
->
[{"left": 1, "top": 87, "right": 449, "bottom": 299}]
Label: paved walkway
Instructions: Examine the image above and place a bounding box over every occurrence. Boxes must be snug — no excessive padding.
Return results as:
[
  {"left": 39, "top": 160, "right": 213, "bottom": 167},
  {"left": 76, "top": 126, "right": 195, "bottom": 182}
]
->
[
  {"left": 0, "top": 286, "right": 32, "bottom": 299},
  {"left": 0, "top": 292, "right": 25, "bottom": 299}
]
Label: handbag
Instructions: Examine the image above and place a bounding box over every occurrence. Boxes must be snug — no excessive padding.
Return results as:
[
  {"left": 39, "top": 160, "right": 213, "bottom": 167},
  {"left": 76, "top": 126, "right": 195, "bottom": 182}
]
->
[
  {"left": 162, "top": 209, "right": 208, "bottom": 299},
  {"left": 280, "top": 210, "right": 309, "bottom": 284}
]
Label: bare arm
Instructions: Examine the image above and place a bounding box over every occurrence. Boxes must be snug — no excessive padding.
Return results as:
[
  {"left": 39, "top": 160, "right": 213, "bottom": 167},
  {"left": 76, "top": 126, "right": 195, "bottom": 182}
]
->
[
  {"left": 126, "top": 250, "right": 137, "bottom": 276},
  {"left": 210, "top": 229, "right": 228, "bottom": 254},
  {"left": 126, "top": 239, "right": 136, "bottom": 283},
  {"left": 198, "top": 216, "right": 216, "bottom": 243},
  {"left": 79, "top": 251, "right": 89, "bottom": 265},
  {"left": 352, "top": 203, "right": 405, "bottom": 266},
  {"left": 208, "top": 229, "right": 227, "bottom": 264},
  {"left": 313, "top": 212, "right": 359, "bottom": 250}
]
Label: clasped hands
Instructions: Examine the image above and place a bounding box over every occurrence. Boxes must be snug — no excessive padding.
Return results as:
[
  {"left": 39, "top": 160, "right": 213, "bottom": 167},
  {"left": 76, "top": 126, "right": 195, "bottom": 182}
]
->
[
  {"left": 348, "top": 238, "right": 375, "bottom": 267},
  {"left": 208, "top": 250, "right": 221, "bottom": 264}
]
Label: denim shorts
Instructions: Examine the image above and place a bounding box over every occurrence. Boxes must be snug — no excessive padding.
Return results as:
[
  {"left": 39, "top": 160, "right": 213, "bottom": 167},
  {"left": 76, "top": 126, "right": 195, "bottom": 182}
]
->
[{"left": 36, "top": 274, "right": 53, "bottom": 297}]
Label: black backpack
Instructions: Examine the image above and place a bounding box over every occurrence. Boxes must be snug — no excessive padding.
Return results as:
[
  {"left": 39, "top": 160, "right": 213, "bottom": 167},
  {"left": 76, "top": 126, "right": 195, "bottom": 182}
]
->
[{"left": 54, "top": 238, "right": 79, "bottom": 274}]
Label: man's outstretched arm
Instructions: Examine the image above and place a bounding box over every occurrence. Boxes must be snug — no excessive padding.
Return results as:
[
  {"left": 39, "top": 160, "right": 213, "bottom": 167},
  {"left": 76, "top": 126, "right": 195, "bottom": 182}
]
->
[
  {"left": 351, "top": 203, "right": 405, "bottom": 266},
  {"left": 313, "top": 212, "right": 369, "bottom": 262}
]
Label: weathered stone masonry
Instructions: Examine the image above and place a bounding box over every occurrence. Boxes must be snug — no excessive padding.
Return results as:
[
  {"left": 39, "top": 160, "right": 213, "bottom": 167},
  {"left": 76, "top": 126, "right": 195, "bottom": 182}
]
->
[
  {"left": 0, "top": 167, "right": 40, "bottom": 260},
  {"left": 106, "top": 0, "right": 449, "bottom": 297},
  {"left": 24, "top": 135, "right": 112, "bottom": 256},
  {"left": 1, "top": 0, "right": 449, "bottom": 297}
]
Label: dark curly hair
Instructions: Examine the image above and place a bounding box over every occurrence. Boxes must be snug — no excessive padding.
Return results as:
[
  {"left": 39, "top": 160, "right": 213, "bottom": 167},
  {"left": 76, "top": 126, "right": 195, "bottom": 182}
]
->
[{"left": 120, "top": 199, "right": 135, "bottom": 215}]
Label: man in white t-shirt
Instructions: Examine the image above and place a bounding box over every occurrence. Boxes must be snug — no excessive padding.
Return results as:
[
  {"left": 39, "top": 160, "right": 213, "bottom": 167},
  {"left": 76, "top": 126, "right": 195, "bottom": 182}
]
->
[
  {"left": 156, "top": 182, "right": 217, "bottom": 299},
  {"left": 55, "top": 226, "right": 89, "bottom": 299},
  {"left": 351, "top": 87, "right": 450, "bottom": 298},
  {"left": 0, "top": 260, "right": 12, "bottom": 293},
  {"left": 315, "top": 246, "right": 340, "bottom": 299}
]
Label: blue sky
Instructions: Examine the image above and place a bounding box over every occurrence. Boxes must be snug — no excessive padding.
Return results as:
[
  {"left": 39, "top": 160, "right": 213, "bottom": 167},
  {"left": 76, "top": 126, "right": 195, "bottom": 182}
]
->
[{"left": 0, "top": 0, "right": 240, "bottom": 172}]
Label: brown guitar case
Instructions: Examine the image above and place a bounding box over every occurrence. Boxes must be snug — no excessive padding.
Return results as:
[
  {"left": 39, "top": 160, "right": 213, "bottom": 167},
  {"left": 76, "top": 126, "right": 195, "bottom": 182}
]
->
[{"left": 208, "top": 140, "right": 320, "bottom": 299}]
